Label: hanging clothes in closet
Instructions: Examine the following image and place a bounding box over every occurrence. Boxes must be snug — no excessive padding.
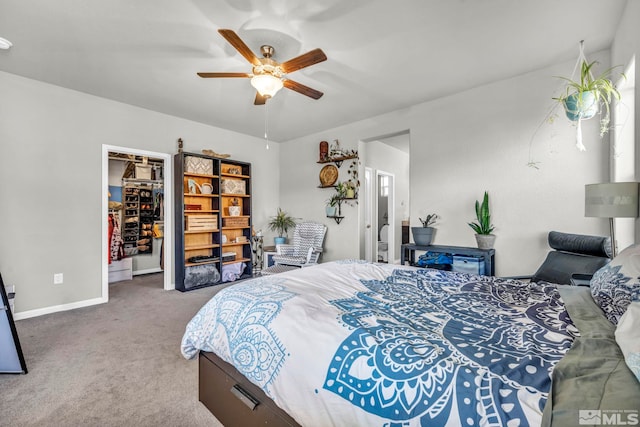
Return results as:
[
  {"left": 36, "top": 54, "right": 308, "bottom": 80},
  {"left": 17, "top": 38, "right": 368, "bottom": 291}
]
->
[{"left": 109, "top": 212, "right": 124, "bottom": 263}]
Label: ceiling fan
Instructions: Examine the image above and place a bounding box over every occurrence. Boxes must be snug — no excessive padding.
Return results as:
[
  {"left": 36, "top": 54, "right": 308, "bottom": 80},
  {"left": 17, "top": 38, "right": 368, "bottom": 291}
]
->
[{"left": 198, "top": 29, "right": 327, "bottom": 105}]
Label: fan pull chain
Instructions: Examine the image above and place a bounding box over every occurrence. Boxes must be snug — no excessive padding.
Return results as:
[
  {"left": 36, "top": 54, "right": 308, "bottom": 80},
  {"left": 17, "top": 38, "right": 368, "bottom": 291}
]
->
[{"left": 264, "top": 101, "right": 270, "bottom": 150}]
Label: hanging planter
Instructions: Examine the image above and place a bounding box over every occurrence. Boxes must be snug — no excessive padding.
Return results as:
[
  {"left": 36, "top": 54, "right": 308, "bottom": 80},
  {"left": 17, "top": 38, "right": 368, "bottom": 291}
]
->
[
  {"left": 562, "top": 91, "right": 598, "bottom": 121},
  {"left": 553, "top": 46, "right": 624, "bottom": 151}
]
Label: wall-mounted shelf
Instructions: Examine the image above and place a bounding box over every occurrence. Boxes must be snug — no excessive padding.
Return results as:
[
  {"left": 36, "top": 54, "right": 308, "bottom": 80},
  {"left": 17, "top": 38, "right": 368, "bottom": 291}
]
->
[
  {"left": 317, "top": 154, "right": 357, "bottom": 168},
  {"left": 327, "top": 215, "right": 344, "bottom": 224}
]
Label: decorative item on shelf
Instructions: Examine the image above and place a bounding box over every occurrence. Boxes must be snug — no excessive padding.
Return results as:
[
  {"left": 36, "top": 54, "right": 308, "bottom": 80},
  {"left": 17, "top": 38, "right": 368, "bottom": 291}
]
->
[
  {"left": 319, "top": 164, "right": 339, "bottom": 187},
  {"left": 185, "top": 155, "right": 214, "bottom": 175},
  {"left": 186, "top": 215, "right": 218, "bottom": 231},
  {"left": 268, "top": 208, "right": 297, "bottom": 245},
  {"left": 468, "top": 191, "right": 496, "bottom": 250},
  {"left": 228, "top": 197, "right": 241, "bottom": 216},
  {"left": 412, "top": 213, "right": 438, "bottom": 246},
  {"left": 178, "top": 137, "right": 184, "bottom": 153},
  {"left": 221, "top": 178, "right": 246, "bottom": 194},
  {"left": 223, "top": 217, "right": 249, "bottom": 227},
  {"left": 187, "top": 179, "right": 212, "bottom": 194},
  {"left": 553, "top": 41, "right": 625, "bottom": 151},
  {"left": 228, "top": 166, "right": 241, "bottom": 175},
  {"left": 329, "top": 139, "right": 343, "bottom": 158},
  {"left": 319, "top": 140, "right": 329, "bottom": 162},
  {"left": 201, "top": 149, "right": 230, "bottom": 159}
]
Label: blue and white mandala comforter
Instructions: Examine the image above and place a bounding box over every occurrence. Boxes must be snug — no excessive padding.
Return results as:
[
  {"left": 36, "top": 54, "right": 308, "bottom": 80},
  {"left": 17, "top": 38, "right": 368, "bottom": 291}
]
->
[{"left": 181, "top": 260, "right": 578, "bottom": 426}]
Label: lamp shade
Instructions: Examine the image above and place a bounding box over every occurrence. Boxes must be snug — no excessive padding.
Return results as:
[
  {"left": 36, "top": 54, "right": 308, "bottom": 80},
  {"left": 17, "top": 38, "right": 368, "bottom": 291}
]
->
[
  {"left": 585, "top": 182, "right": 639, "bottom": 218},
  {"left": 250, "top": 74, "right": 283, "bottom": 98}
]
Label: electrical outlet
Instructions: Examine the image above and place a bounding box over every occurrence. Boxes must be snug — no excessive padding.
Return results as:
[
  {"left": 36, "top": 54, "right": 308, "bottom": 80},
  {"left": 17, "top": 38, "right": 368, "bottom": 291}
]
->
[{"left": 53, "top": 273, "right": 63, "bottom": 285}]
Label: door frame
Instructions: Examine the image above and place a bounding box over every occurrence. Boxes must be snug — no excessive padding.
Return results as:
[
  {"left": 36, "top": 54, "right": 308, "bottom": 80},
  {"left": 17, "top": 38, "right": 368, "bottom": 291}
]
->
[
  {"left": 101, "top": 144, "right": 174, "bottom": 299},
  {"left": 375, "top": 169, "right": 395, "bottom": 264},
  {"left": 363, "top": 167, "right": 374, "bottom": 262}
]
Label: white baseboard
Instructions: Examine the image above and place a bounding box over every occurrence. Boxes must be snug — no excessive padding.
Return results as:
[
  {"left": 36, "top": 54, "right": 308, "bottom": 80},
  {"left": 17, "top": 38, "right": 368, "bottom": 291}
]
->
[
  {"left": 13, "top": 296, "right": 108, "bottom": 320},
  {"left": 133, "top": 268, "right": 163, "bottom": 276}
]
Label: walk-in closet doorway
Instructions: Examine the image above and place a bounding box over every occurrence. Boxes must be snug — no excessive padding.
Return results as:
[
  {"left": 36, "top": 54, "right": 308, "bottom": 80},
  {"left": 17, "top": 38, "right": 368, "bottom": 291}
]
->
[{"left": 101, "top": 145, "right": 174, "bottom": 302}]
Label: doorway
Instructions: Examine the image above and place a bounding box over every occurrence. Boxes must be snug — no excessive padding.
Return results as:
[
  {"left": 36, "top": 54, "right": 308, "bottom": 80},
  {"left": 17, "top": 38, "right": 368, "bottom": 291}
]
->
[
  {"left": 376, "top": 171, "right": 395, "bottom": 263},
  {"left": 101, "top": 145, "right": 174, "bottom": 302},
  {"left": 360, "top": 131, "right": 411, "bottom": 264}
]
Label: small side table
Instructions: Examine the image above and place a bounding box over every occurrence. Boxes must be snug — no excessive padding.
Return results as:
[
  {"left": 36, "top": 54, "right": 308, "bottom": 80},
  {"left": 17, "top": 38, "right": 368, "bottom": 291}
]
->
[{"left": 263, "top": 246, "right": 278, "bottom": 271}]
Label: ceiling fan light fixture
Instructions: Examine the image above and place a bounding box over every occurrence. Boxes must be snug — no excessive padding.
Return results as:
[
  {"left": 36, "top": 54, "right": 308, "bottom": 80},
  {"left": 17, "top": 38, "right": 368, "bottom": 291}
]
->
[{"left": 251, "top": 74, "right": 283, "bottom": 98}]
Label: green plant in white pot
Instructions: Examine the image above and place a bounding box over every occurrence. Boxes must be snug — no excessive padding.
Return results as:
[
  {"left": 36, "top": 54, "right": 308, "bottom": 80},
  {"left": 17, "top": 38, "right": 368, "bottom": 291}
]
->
[
  {"left": 412, "top": 213, "right": 438, "bottom": 246},
  {"left": 554, "top": 59, "right": 624, "bottom": 150},
  {"left": 468, "top": 191, "right": 495, "bottom": 250}
]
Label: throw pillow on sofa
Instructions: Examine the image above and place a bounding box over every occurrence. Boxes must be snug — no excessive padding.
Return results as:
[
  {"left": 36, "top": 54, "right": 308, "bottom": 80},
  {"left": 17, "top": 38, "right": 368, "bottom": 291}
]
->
[
  {"left": 615, "top": 301, "right": 640, "bottom": 383},
  {"left": 590, "top": 243, "right": 640, "bottom": 324}
]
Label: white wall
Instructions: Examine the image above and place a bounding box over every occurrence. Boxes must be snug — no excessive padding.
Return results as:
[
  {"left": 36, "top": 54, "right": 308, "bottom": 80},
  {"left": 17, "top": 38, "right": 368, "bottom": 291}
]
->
[
  {"left": 0, "top": 71, "right": 280, "bottom": 315},
  {"left": 612, "top": 0, "right": 640, "bottom": 246},
  {"left": 281, "top": 54, "right": 613, "bottom": 276},
  {"left": 362, "top": 140, "right": 410, "bottom": 262}
]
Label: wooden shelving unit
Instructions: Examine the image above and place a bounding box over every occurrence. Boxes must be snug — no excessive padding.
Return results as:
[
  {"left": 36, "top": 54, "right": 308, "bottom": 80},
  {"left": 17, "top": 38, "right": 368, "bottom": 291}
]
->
[{"left": 174, "top": 152, "right": 252, "bottom": 291}]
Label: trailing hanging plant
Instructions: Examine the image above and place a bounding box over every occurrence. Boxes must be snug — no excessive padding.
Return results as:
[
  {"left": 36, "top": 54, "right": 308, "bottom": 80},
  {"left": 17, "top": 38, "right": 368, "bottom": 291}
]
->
[{"left": 553, "top": 59, "right": 624, "bottom": 147}]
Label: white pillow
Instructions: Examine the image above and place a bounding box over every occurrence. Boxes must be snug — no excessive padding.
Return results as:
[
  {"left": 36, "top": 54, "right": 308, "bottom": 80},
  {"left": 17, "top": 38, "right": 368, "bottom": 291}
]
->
[
  {"left": 590, "top": 243, "right": 640, "bottom": 324},
  {"left": 615, "top": 301, "right": 640, "bottom": 383}
]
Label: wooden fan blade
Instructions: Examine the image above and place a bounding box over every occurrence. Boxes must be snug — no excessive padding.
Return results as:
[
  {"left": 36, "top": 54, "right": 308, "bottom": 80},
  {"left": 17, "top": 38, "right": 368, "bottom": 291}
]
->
[
  {"left": 197, "top": 72, "right": 251, "bottom": 78},
  {"left": 280, "top": 48, "right": 327, "bottom": 74},
  {"left": 218, "top": 29, "right": 261, "bottom": 66},
  {"left": 283, "top": 79, "right": 324, "bottom": 100},
  {"left": 254, "top": 93, "right": 267, "bottom": 105}
]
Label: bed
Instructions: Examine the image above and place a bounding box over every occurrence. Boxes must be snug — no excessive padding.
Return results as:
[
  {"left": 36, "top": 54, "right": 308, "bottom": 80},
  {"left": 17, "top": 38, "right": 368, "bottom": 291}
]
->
[{"left": 181, "top": 260, "right": 640, "bottom": 426}]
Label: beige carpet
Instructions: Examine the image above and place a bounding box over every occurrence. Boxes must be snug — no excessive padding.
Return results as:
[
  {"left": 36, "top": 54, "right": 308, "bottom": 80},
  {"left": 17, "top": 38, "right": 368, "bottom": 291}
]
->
[{"left": 0, "top": 273, "right": 231, "bottom": 427}]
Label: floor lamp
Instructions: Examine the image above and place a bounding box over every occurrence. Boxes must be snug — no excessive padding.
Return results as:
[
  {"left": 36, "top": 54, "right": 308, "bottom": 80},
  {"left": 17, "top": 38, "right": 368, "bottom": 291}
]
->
[{"left": 585, "top": 182, "right": 639, "bottom": 257}]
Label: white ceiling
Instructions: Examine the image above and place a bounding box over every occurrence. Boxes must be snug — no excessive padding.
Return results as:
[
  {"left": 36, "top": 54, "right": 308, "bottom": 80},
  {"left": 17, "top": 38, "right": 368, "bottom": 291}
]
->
[{"left": 0, "top": 0, "right": 628, "bottom": 142}]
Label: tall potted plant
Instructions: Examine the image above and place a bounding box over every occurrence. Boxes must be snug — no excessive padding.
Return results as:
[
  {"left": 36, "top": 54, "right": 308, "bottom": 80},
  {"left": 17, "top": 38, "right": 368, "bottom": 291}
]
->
[
  {"left": 268, "top": 208, "right": 297, "bottom": 245},
  {"left": 412, "top": 213, "right": 438, "bottom": 246},
  {"left": 554, "top": 59, "right": 624, "bottom": 148},
  {"left": 468, "top": 191, "right": 495, "bottom": 249}
]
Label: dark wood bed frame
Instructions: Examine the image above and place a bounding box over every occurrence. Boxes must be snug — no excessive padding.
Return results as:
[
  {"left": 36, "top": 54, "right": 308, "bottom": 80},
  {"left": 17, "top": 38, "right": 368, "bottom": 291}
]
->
[{"left": 199, "top": 351, "right": 301, "bottom": 427}]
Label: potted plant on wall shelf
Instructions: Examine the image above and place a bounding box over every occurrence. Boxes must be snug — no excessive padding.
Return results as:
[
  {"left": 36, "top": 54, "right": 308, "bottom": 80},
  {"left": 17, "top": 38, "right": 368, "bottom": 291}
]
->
[
  {"left": 412, "top": 213, "right": 438, "bottom": 246},
  {"left": 268, "top": 208, "right": 297, "bottom": 245},
  {"left": 468, "top": 191, "right": 495, "bottom": 250},
  {"left": 325, "top": 194, "right": 340, "bottom": 217},
  {"left": 554, "top": 59, "right": 624, "bottom": 150}
]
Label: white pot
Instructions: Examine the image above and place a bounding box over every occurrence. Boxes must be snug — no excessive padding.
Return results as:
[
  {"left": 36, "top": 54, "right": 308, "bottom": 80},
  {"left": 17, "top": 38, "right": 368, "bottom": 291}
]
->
[{"left": 228, "top": 206, "right": 241, "bottom": 216}]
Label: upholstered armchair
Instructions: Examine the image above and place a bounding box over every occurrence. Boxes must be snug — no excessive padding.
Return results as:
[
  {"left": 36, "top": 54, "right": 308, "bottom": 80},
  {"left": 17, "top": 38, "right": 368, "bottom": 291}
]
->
[{"left": 261, "top": 222, "right": 327, "bottom": 275}]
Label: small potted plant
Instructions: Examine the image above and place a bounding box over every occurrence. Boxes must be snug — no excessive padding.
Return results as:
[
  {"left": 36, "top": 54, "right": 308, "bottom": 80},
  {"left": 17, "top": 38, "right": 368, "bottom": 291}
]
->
[
  {"left": 468, "top": 191, "right": 495, "bottom": 249},
  {"left": 268, "top": 208, "right": 297, "bottom": 245},
  {"left": 412, "top": 213, "right": 438, "bottom": 246},
  {"left": 554, "top": 59, "right": 624, "bottom": 143},
  {"left": 325, "top": 194, "right": 340, "bottom": 217}
]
